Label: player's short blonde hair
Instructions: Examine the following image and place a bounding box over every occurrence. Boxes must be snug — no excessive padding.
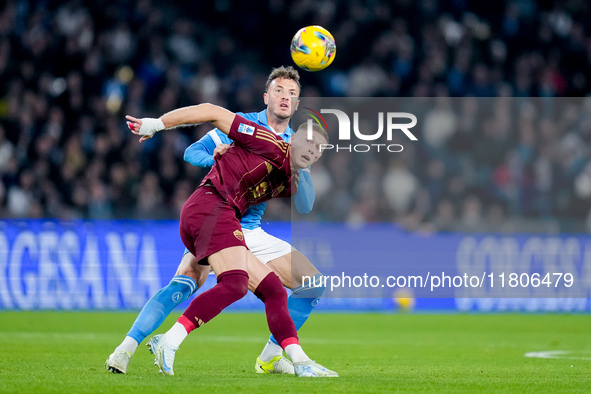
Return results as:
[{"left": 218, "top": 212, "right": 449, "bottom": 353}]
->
[
  {"left": 296, "top": 122, "right": 329, "bottom": 143},
  {"left": 265, "top": 66, "right": 301, "bottom": 95}
]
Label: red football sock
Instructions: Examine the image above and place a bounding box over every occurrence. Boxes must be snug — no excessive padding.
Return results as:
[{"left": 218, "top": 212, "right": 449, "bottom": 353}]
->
[
  {"left": 179, "top": 269, "right": 249, "bottom": 333},
  {"left": 254, "top": 272, "right": 298, "bottom": 347}
]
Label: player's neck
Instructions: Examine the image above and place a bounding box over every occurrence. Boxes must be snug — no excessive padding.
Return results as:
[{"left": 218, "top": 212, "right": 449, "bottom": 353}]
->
[{"left": 267, "top": 114, "right": 289, "bottom": 135}]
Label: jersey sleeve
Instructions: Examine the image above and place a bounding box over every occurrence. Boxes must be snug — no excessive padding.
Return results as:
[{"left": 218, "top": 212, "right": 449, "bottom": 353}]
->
[
  {"left": 228, "top": 115, "right": 290, "bottom": 170},
  {"left": 184, "top": 128, "right": 234, "bottom": 167},
  {"left": 293, "top": 168, "right": 315, "bottom": 214}
]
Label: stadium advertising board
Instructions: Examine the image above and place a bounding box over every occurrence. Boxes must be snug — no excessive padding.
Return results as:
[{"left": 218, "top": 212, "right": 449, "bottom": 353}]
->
[
  {"left": 0, "top": 220, "right": 589, "bottom": 311},
  {"left": 291, "top": 222, "right": 591, "bottom": 311}
]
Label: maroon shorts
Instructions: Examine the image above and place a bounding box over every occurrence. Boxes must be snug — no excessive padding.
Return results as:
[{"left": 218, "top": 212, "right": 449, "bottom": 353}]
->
[{"left": 179, "top": 185, "right": 246, "bottom": 265}]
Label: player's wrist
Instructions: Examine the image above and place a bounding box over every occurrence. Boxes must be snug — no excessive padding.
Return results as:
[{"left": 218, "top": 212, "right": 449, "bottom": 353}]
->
[{"left": 139, "top": 117, "right": 166, "bottom": 136}]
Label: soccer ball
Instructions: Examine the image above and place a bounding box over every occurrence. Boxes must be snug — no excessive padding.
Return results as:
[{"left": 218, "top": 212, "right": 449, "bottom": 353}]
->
[{"left": 290, "top": 25, "right": 336, "bottom": 72}]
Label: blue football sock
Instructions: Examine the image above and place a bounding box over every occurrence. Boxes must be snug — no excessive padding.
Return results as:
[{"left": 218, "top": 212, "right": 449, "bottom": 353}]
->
[
  {"left": 269, "top": 273, "right": 325, "bottom": 346},
  {"left": 127, "top": 275, "right": 197, "bottom": 344}
]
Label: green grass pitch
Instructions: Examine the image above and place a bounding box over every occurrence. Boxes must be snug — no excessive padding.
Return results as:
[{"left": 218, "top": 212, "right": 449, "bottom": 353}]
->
[{"left": 0, "top": 311, "right": 589, "bottom": 393}]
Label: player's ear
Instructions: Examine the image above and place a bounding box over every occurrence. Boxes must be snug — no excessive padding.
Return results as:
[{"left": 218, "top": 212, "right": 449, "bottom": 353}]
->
[
  {"left": 293, "top": 98, "right": 300, "bottom": 111},
  {"left": 263, "top": 92, "right": 269, "bottom": 105}
]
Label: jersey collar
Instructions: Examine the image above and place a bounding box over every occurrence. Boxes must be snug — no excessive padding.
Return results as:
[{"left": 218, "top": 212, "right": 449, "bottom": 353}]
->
[{"left": 258, "top": 109, "right": 292, "bottom": 137}]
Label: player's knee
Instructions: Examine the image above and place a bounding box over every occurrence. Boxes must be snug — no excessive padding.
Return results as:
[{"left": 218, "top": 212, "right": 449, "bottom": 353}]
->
[
  {"left": 293, "top": 273, "right": 326, "bottom": 299},
  {"left": 254, "top": 272, "right": 287, "bottom": 303},
  {"left": 177, "top": 252, "right": 208, "bottom": 288},
  {"left": 232, "top": 277, "right": 249, "bottom": 299},
  {"left": 217, "top": 269, "right": 249, "bottom": 300},
  {"left": 181, "top": 265, "right": 210, "bottom": 289}
]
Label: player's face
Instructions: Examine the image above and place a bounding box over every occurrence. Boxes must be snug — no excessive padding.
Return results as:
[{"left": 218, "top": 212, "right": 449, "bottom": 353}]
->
[
  {"left": 290, "top": 130, "right": 327, "bottom": 170},
  {"left": 264, "top": 78, "right": 300, "bottom": 120}
]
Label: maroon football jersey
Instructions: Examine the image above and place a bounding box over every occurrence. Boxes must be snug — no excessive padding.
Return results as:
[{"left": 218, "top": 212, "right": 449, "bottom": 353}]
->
[{"left": 201, "top": 115, "right": 295, "bottom": 215}]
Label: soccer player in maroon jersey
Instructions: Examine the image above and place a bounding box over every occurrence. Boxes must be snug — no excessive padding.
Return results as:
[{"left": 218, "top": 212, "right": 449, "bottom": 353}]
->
[{"left": 126, "top": 103, "right": 337, "bottom": 377}]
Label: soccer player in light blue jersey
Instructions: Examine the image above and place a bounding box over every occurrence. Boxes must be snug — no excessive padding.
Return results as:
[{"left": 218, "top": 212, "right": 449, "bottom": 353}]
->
[{"left": 106, "top": 66, "right": 326, "bottom": 375}]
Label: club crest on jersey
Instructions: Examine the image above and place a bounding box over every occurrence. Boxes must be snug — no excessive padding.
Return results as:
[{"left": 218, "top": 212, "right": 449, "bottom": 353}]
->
[
  {"left": 238, "top": 123, "right": 255, "bottom": 135},
  {"left": 233, "top": 229, "right": 244, "bottom": 241}
]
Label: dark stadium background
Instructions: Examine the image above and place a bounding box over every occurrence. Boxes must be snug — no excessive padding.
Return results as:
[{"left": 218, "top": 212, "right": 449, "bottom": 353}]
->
[
  {"left": 2, "top": 0, "right": 591, "bottom": 234},
  {"left": 0, "top": 5, "right": 589, "bottom": 390}
]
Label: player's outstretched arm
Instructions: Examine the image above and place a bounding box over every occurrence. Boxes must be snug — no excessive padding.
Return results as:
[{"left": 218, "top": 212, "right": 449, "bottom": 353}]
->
[
  {"left": 294, "top": 168, "right": 315, "bottom": 214},
  {"left": 127, "top": 103, "right": 235, "bottom": 142}
]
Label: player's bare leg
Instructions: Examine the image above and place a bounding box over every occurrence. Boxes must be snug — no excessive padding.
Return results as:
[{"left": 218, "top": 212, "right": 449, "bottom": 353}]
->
[
  {"left": 106, "top": 253, "right": 208, "bottom": 373},
  {"left": 174, "top": 252, "right": 211, "bottom": 281},
  {"left": 267, "top": 250, "right": 320, "bottom": 289}
]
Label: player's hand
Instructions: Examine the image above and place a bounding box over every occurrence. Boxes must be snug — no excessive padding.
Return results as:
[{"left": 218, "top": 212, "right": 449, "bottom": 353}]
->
[
  {"left": 213, "top": 143, "right": 231, "bottom": 157},
  {"left": 126, "top": 115, "right": 164, "bottom": 143}
]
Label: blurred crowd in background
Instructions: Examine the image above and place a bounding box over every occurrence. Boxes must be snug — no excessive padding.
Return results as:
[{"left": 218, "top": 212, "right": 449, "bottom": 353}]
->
[
  {"left": 1, "top": 0, "right": 591, "bottom": 232},
  {"left": 304, "top": 96, "right": 591, "bottom": 233}
]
